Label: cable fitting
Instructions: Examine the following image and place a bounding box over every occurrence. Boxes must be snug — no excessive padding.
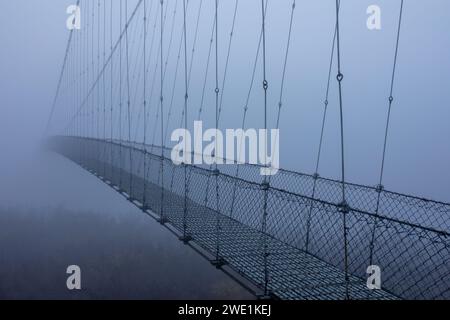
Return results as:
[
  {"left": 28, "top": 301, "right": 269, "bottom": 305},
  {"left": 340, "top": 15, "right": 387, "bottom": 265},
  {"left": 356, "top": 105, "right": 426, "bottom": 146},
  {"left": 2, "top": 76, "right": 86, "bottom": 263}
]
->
[
  {"left": 338, "top": 200, "right": 350, "bottom": 214},
  {"left": 263, "top": 80, "right": 268, "bottom": 90},
  {"left": 337, "top": 73, "right": 344, "bottom": 82},
  {"left": 260, "top": 181, "right": 270, "bottom": 191},
  {"left": 376, "top": 184, "right": 384, "bottom": 193}
]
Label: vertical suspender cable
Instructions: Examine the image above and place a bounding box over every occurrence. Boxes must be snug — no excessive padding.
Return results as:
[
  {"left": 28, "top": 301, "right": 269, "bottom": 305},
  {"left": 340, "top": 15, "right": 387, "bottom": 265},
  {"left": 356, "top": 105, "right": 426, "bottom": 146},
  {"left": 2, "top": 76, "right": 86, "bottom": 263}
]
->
[
  {"left": 78, "top": 12, "right": 81, "bottom": 159},
  {"left": 103, "top": 1, "right": 107, "bottom": 176},
  {"left": 159, "top": 0, "right": 166, "bottom": 222},
  {"left": 181, "top": 0, "right": 189, "bottom": 240},
  {"left": 76, "top": 13, "right": 78, "bottom": 144},
  {"left": 119, "top": 0, "right": 123, "bottom": 190},
  {"left": 334, "top": 0, "right": 350, "bottom": 300},
  {"left": 369, "top": 0, "right": 404, "bottom": 269},
  {"left": 91, "top": 1, "right": 95, "bottom": 140},
  {"left": 164, "top": 0, "right": 195, "bottom": 146},
  {"left": 213, "top": 0, "right": 222, "bottom": 264},
  {"left": 96, "top": 1, "right": 101, "bottom": 165},
  {"left": 110, "top": 0, "right": 114, "bottom": 179},
  {"left": 129, "top": 1, "right": 158, "bottom": 145},
  {"left": 84, "top": 2, "right": 88, "bottom": 162},
  {"left": 265, "top": 0, "right": 295, "bottom": 184},
  {"left": 260, "top": 0, "right": 270, "bottom": 297},
  {"left": 335, "top": 0, "right": 346, "bottom": 205},
  {"left": 229, "top": 0, "right": 268, "bottom": 219},
  {"left": 125, "top": 0, "right": 134, "bottom": 198},
  {"left": 46, "top": 0, "right": 81, "bottom": 135},
  {"left": 167, "top": 1, "right": 202, "bottom": 195},
  {"left": 149, "top": 0, "right": 178, "bottom": 148},
  {"left": 143, "top": 0, "right": 148, "bottom": 209},
  {"left": 305, "top": 1, "right": 338, "bottom": 254},
  {"left": 150, "top": 0, "right": 172, "bottom": 147},
  {"left": 217, "top": 0, "right": 238, "bottom": 122},
  {"left": 97, "top": 1, "right": 101, "bottom": 141}
]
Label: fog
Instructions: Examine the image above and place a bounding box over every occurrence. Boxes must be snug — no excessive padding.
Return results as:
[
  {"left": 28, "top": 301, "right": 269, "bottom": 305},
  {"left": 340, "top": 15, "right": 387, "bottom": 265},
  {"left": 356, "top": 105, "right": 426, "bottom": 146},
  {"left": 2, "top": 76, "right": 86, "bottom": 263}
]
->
[{"left": 0, "top": 0, "right": 449, "bottom": 299}]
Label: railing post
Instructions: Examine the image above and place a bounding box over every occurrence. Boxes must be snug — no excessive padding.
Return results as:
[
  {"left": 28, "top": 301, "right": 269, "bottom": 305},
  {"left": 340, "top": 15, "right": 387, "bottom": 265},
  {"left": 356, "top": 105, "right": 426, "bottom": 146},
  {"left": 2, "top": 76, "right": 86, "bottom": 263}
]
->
[
  {"left": 338, "top": 200, "right": 351, "bottom": 300},
  {"left": 260, "top": 180, "right": 271, "bottom": 298},
  {"left": 211, "top": 169, "right": 225, "bottom": 267}
]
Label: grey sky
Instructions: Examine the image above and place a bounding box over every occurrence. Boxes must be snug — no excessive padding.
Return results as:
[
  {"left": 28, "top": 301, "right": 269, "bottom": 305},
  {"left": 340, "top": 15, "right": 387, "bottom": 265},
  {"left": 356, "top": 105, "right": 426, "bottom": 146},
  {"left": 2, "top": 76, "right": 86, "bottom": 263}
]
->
[{"left": 1, "top": 0, "right": 449, "bottom": 205}]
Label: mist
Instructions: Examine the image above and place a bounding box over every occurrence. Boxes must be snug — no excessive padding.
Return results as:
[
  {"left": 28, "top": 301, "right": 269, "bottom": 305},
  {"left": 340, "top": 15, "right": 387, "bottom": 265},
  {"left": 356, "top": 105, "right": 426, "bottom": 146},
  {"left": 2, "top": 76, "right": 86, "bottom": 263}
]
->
[{"left": 0, "top": 0, "right": 449, "bottom": 299}]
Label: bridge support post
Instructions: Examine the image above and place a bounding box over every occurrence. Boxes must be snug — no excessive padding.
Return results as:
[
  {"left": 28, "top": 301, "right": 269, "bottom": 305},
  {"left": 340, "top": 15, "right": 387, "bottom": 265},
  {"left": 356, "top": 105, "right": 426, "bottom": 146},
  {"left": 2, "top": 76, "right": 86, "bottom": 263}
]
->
[
  {"left": 256, "top": 292, "right": 274, "bottom": 300},
  {"left": 210, "top": 257, "right": 227, "bottom": 269},
  {"left": 338, "top": 200, "right": 351, "bottom": 300},
  {"left": 157, "top": 216, "right": 169, "bottom": 225},
  {"left": 179, "top": 234, "right": 192, "bottom": 243}
]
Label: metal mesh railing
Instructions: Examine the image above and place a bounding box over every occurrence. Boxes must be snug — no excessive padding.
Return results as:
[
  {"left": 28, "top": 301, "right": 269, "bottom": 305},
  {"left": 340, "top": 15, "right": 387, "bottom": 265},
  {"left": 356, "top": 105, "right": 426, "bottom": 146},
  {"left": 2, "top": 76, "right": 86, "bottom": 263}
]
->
[{"left": 49, "top": 136, "right": 450, "bottom": 300}]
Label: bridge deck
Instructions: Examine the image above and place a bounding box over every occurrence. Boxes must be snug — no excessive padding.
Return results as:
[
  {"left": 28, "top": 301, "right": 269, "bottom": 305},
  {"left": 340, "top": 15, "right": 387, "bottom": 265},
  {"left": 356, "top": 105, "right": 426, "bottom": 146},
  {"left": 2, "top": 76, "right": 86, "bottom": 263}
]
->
[
  {"left": 84, "top": 160, "right": 394, "bottom": 300},
  {"left": 49, "top": 136, "right": 450, "bottom": 300}
]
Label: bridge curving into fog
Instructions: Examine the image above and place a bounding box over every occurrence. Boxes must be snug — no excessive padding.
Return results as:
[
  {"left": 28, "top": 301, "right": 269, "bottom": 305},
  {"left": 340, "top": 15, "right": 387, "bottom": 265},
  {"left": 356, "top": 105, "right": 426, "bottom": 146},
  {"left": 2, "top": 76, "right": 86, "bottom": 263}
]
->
[{"left": 46, "top": 0, "right": 449, "bottom": 299}]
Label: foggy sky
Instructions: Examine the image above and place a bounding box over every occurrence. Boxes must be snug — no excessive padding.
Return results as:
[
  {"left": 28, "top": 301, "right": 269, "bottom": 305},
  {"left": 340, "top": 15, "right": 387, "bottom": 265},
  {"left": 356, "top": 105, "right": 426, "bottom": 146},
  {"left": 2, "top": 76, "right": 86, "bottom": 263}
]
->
[{"left": 1, "top": 0, "right": 449, "bottom": 206}]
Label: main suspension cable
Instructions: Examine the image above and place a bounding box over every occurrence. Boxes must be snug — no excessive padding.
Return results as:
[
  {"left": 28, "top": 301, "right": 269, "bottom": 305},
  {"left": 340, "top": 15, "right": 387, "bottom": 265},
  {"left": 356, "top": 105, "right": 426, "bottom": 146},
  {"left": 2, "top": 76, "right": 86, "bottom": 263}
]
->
[{"left": 45, "top": 0, "right": 81, "bottom": 135}]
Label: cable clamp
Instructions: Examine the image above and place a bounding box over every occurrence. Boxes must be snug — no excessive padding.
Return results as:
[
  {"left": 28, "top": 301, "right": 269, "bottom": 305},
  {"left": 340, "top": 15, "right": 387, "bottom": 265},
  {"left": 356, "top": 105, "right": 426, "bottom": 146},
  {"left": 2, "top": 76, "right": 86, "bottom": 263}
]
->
[
  {"left": 338, "top": 200, "right": 350, "bottom": 214},
  {"left": 260, "top": 181, "right": 270, "bottom": 191}
]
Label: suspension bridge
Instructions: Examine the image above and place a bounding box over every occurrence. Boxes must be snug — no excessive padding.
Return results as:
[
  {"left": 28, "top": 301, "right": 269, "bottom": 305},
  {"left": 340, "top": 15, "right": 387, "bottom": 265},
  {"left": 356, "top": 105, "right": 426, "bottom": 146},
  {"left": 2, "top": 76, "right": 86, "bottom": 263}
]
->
[{"left": 45, "top": 0, "right": 449, "bottom": 300}]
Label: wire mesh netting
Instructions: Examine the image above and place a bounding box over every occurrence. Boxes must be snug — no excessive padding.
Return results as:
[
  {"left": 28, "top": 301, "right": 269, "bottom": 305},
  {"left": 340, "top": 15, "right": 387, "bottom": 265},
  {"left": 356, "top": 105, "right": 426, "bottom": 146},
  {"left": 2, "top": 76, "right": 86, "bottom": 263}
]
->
[{"left": 49, "top": 136, "right": 450, "bottom": 300}]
